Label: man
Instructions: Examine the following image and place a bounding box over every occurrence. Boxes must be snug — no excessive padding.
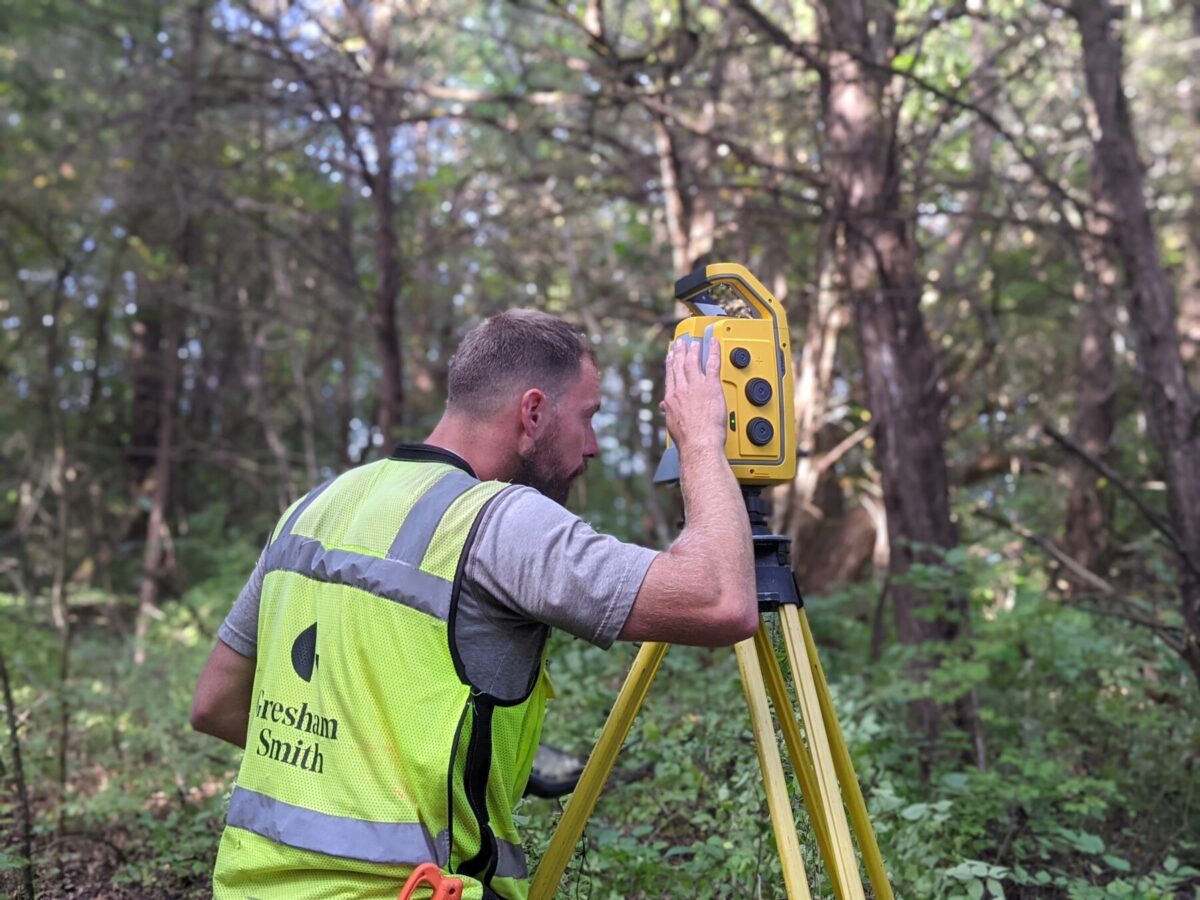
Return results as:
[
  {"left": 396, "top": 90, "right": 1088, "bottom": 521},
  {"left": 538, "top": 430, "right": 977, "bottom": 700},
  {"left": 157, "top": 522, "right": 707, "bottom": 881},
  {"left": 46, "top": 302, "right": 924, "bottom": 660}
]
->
[{"left": 192, "top": 309, "right": 756, "bottom": 899}]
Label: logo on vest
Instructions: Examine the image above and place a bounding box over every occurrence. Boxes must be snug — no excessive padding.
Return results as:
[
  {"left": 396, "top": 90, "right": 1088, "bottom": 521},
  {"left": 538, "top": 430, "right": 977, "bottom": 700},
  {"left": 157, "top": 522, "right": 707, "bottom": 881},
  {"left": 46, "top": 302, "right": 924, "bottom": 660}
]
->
[
  {"left": 253, "top": 622, "right": 338, "bottom": 775},
  {"left": 291, "top": 621, "right": 318, "bottom": 681}
]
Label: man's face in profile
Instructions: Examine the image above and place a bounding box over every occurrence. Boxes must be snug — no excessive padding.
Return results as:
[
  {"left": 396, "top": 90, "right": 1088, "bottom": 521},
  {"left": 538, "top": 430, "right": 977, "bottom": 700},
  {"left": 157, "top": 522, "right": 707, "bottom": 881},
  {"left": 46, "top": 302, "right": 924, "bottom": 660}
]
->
[{"left": 512, "top": 359, "right": 600, "bottom": 505}]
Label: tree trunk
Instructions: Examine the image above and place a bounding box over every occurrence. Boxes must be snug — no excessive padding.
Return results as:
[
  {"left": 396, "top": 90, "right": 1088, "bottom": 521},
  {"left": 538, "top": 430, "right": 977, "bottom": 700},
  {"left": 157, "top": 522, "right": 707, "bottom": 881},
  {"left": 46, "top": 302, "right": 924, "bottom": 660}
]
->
[
  {"left": 335, "top": 191, "right": 360, "bottom": 468},
  {"left": 1062, "top": 171, "right": 1118, "bottom": 577},
  {"left": 372, "top": 148, "right": 406, "bottom": 448},
  {"left": 776, "top": 245, "right": 870, "bottom": 593},
  {"left": 134, "top": 0, "right": 206, "bottom": 663},
  {"left": 127, "top": 310, "right": 164, "bottom": 487},
  {"left": 134, "top": 308, "right": 181, "bottom": 665},
  {"left": 653, "top": 112, "right": 715, "bottom": 277},
  {"left": 240, "top": 287, "right": 295, "bottom": 508},
  {"left": 367, "top": 18, "right": 405, "bottom": 449},
  {"left": 0, "top": 646, "right": 36, "bottom": 900},
  {"left": 1070, "top": 0, "right": 1200, "bottom": 683},
  {"left": 1178, "top": 0, "right": 1200, "bottom": 377},
  {"left": 815, "top": 0, "right": 962, "bottom": 745}
]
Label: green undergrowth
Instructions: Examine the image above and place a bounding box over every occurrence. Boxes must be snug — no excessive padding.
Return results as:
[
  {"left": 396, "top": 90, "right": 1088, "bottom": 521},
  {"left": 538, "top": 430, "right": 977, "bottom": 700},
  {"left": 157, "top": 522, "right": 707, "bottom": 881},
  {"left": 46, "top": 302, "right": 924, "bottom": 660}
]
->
[{"left": 2, "top": 541, "right": 1199, "bottom": 897}]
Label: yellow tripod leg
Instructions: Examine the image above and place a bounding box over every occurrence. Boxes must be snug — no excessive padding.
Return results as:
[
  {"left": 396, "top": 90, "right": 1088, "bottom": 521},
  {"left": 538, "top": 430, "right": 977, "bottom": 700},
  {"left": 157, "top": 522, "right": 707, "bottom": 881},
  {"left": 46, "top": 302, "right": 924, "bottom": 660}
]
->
[
  {"left": 736, "top": 623, "right": 813, "bottom": 900},
  {"left": 797, "top": 610, "right": 894, "bottom": 900},
  {"left": 529, "top": 641, "right": 670, "bottom": 900},
  {"left": 779, "top": 605, "right": 866, "bottom": 900},
  {"left": 753, "top": 625, "right": 844, "bottom": 900}
]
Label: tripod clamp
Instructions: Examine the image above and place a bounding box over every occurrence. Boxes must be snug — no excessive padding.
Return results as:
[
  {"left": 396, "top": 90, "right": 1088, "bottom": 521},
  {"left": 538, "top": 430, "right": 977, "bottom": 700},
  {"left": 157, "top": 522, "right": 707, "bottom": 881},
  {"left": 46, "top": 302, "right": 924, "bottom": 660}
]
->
[{"left": 743, "top": 487, "right": 803, "bottom": 613}]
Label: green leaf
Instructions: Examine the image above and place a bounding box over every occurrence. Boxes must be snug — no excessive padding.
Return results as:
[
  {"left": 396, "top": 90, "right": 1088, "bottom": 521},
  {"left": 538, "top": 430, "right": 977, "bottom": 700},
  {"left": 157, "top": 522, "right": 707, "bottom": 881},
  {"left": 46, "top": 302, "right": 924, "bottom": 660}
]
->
[
  {"left": 966, "top": 877, "right": 984, "bottom": 900},
  {"left": 900, "top": 802, "right": 928, "bottom": 821},
  {"left": 1102, "top": 855, "right": 1131, "bottom": 873}
]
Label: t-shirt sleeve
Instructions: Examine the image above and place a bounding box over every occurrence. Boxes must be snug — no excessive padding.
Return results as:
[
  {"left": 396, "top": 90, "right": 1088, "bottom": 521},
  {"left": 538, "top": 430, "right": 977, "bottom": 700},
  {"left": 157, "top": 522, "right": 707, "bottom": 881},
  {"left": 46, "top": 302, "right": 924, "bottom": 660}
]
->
[
  {"left": 466, "top": 486, "right": 658, "bottom": 648},
  {"left": 217, "top": 546, "right": 266, "bottom": 659}
]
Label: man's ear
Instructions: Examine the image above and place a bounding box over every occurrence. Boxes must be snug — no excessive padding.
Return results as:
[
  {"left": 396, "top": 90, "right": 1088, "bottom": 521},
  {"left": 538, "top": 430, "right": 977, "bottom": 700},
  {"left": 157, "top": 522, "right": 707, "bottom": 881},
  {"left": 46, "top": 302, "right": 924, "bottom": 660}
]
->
[{"left": 518, "top": 387, "right": 549, "bottom": 438}]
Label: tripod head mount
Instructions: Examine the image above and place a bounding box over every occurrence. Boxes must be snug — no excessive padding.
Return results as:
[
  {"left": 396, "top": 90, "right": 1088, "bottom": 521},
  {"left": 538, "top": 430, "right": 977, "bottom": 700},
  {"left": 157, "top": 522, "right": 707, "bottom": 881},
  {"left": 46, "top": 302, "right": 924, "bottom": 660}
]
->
[{"left": 743, "top": 487, "right": 803, "bottom": 611}]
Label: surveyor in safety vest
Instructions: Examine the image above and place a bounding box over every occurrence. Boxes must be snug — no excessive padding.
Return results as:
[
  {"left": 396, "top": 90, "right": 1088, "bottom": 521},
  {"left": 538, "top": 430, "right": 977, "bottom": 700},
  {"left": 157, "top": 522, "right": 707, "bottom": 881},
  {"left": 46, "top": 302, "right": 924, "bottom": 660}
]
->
[{"left": 191, "top": 309, "right": 757, "bottom": 900}]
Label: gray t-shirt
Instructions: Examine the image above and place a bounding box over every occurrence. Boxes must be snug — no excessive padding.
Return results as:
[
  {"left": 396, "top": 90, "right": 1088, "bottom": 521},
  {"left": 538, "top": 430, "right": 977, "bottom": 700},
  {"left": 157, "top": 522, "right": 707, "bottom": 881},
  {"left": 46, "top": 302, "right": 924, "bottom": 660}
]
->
[{"left": 218, "top": 483, "right": 656, "bottom": 697}]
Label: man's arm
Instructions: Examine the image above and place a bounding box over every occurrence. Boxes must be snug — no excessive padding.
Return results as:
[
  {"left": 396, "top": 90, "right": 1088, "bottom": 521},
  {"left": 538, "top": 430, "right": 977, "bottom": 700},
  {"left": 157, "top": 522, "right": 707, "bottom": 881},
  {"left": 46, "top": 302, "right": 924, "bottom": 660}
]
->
[
  {"left": 192, "top": 541, "right": 267, "bottom": 746},
  {"left": 191, "top": 639, "right": 255, "bottom": 748},
  {"left": 618, "top": 337, "right": 758, "bottom": 647}
]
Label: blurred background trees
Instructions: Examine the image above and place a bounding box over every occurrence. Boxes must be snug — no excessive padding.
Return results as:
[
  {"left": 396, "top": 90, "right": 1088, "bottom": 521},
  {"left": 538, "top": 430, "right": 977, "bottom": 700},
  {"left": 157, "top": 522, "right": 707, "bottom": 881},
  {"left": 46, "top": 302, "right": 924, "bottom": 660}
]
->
[{"left": 2, "top": 0, "right": 1199, "bottom": 896}]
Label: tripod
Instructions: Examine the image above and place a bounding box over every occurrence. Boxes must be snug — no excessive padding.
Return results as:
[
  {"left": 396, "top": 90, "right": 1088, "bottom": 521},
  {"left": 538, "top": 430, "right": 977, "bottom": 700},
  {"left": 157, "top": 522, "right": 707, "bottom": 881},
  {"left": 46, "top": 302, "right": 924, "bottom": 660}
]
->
[{"left": 529, "top": 491, "right": 894, "bottom": 899}]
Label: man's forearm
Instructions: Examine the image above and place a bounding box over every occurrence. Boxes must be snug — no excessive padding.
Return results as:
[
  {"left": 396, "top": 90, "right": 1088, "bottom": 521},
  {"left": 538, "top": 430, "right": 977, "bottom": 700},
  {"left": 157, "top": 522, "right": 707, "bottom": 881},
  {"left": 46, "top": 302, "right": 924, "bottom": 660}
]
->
[
  {"left": 197, "top": 709, "right": 249, "bottom": 748},
  {"left": 192, "top": 639, "right": 255, "bottom": 748},
  {"left": 674, "top": 442, "right": 756, "bottom": 607}
]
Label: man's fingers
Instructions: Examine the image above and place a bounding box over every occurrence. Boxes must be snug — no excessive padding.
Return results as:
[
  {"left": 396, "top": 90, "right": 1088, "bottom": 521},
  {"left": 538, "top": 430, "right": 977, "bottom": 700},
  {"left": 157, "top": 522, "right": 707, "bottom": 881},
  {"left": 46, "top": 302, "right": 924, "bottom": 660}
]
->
[
  {"left": 678, "top": 338, "right": 695, "bottom": 382},
  {"left": 664, "top": 339, "right": 681, "bottom": 393},
  {"left": 706, "top": 337, "right": 721, "bottom": 377},
  {"left": 666, "top": 336, "right": 723, "bottom": 391}
]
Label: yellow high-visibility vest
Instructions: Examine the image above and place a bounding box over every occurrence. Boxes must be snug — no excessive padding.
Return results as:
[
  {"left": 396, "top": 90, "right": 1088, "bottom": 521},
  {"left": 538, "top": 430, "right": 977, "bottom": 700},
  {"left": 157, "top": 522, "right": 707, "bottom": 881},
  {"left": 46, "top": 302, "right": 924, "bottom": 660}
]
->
[{"left": 213, "top": 454, "right": 549, "bottom": 900}]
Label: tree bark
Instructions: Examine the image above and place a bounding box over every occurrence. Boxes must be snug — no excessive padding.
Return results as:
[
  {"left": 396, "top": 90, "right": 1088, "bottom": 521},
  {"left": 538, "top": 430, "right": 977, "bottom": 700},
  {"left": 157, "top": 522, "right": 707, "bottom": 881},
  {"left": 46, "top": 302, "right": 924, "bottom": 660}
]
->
[
  {"left": 134, "top": 308, "right": 181, "bottom": 666},
  {"left": 653, "top": 112, "right": 715, "bottom": 276},
  {"left": 127, "top": 310, "right": 164, "bottom": 487},
  {"left": 335, "top": 190, "right": 360, "bottom": 468},
  {"left": 1062, "top": 171, "right": 1118, "bottom": 578},
  {"left": 372, "top": 134, "right": 406, "bottom": 448},
  {"left": 134, "top": 0, "right": 206, "bottom": 663},
  {"left": 776, "top": 244, "right": 868, "bottom": 593},
  {"left": 365, "top": 13, "right": 406, "bottom": 449},
  {"left": 816, "top": 6, "right": 960, "bottom": 608},
  {"left": 240, "top": 288, "right": 295, "bottom": 508},
  {"left": 814, "top": 0, "right": 962, "bottom": 745},
  {"left": 1178, "top": 0, "right": 1200, "bottom": 377},
  {"left": 0, "top": 646, "right": 35, "bottom": 900},
  {"left": 1070, "top": 0, "right": 1200, "bottom": 683}
]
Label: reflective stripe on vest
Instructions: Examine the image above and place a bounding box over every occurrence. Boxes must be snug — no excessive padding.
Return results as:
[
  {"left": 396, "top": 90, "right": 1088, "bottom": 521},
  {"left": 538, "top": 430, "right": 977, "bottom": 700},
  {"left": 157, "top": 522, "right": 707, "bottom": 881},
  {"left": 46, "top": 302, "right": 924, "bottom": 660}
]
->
[
  {"left": 226, "top": 786, "right": 529, "bottom": 878},
  {"left": 495, "top": 838, "right": 528, "bottom": 880},
  {"left": 387, "top": 469, "right": 478, "bottom": 565},
  {"left": 262, "top": 534, "right": 454, "bottom": 621},
  {"left": 273, "top": 477, "right": 335, "bottom": 542},
  {"left": 227, "top": 785, "right": 448, "bottom": 866},
  {"left": 256, "top": 468, "right": 483, "bottom": 623}
]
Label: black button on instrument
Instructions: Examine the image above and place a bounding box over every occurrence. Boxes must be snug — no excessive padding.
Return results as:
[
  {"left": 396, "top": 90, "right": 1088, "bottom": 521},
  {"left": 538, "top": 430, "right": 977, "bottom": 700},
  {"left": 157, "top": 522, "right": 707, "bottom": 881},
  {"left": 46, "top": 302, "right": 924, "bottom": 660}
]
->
[
  {"left": 745, "top": 378, "right": 773, "bottom": 406},
  {"left": 747, "top": 418, "right": 774, "bottom": 446},
  {"left": 730, "top": 347, "right": 752, "bottom": 369}
]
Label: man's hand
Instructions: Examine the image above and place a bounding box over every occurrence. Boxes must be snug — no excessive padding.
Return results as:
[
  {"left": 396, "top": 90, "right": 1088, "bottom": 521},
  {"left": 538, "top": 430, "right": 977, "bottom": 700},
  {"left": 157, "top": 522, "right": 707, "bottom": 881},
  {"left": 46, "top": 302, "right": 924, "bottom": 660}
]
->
[{"left": 660, "top": 336, "right": 727, "bottom": 456}]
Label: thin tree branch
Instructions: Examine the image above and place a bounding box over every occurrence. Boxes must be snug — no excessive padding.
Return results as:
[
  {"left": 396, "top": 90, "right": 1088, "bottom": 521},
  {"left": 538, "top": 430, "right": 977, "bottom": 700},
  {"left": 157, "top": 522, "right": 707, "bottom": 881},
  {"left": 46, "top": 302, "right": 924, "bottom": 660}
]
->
[
  {"left": 972, "top": 506, "right": 1116, "bottom": 594},
  {"left": 1042, "top": 425, "right": 1196, "bottom": 579}
]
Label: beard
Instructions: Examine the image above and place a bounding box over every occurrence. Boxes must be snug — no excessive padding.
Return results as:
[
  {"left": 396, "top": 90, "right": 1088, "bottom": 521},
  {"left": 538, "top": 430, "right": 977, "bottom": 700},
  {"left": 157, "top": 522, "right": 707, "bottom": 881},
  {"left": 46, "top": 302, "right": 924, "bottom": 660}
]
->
[{"left": 512, "top": 437, "right": 584, "bottom": 506}]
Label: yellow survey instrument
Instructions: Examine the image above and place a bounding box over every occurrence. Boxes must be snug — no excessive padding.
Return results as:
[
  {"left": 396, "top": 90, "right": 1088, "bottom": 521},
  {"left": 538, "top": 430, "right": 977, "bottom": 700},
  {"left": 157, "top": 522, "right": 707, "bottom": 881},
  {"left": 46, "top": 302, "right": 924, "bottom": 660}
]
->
[{"left": 654, "top": 262, "right": 798, "bottom": 487}]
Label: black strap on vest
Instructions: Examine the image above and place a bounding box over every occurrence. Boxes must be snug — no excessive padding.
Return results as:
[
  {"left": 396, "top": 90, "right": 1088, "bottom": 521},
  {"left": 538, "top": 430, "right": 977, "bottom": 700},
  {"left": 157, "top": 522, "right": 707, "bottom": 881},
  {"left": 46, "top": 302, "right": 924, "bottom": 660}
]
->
[{"left": 457, "top": 694, "right": 498, "bottom": 885}]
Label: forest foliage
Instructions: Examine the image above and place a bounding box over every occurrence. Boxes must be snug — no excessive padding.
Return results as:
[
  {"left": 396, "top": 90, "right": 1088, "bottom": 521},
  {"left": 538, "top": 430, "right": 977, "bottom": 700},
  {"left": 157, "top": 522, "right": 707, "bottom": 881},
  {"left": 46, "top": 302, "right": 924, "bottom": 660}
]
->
[{"left": 2, "top": 0, "right": 1200, "bottom": 897}]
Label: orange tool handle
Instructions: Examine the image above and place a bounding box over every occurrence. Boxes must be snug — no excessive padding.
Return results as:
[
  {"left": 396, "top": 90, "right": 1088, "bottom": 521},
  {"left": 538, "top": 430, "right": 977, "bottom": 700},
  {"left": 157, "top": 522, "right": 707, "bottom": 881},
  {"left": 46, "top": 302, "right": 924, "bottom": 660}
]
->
[{"left": 398, "top": 863, "right": 464, "bottom": 900}]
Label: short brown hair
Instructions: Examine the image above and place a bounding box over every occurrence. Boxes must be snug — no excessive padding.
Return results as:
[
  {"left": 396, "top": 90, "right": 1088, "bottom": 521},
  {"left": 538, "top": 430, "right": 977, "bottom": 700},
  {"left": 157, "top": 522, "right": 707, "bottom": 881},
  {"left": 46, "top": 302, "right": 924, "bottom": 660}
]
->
[{"left": 446, "top": 309, "right": 595, "bottom": 414}]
